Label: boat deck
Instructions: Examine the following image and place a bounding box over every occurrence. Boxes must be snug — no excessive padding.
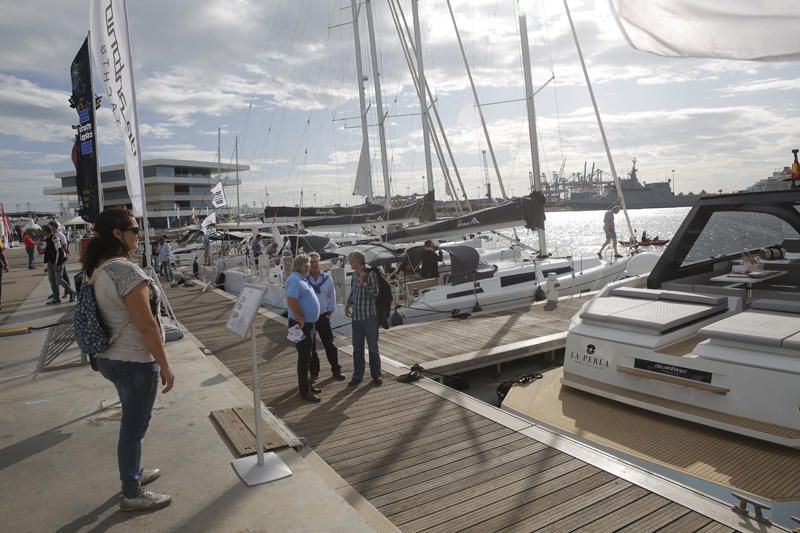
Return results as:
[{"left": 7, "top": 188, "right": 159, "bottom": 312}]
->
[
  {"left": 165, "top": 284, "right": 761, "bottom": 532},
  {"left": 379, "top": 293, "right": 593, "bottom": 373},
  {"left": 503, "top": 367, "right": 800, "bottom": 502}
]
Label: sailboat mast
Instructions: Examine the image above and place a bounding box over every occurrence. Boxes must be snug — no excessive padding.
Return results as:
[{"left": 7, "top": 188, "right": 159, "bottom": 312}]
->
[
  {"left": 350, "top": 0, "right": 374, "bottom": 203},
  {"left": 517, "top": 1, "right": 547, "bottom": 255},
  {"left": 411, "top": 0, "right": 434, "bottom": 198},
  {"left": 364, "top": 0, "right": 391, "bottom": 210},
  {"left": 235, "top": 135, "right": 240, "bottom": 226}
]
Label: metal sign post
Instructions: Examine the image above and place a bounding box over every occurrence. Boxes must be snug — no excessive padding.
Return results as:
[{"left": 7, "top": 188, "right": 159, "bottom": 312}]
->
[{"left": 226, "top": 283, "right": 291, "bottom": 486}]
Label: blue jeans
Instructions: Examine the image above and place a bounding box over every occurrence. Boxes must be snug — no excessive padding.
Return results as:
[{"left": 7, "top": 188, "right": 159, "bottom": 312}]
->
[
  {"left": 96, "top": 358, "right": 161, "bottom": 498},
  {"left": 160, "top": 260, "right": 173, "bottom": 282},
  {"left": 351, "top": 316, "right": 381, "bottom": 381},
  {"left": 47, "top": 264, "right": 74, "bottom": 301},
  {"left": 26, "top": 247, "right": 34, "bottom": 268}
]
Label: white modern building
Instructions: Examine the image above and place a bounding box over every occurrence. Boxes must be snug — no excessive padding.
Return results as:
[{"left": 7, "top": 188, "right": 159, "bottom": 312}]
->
[{"left": 43, "top": 159, "right": 249, "bottom": 228}]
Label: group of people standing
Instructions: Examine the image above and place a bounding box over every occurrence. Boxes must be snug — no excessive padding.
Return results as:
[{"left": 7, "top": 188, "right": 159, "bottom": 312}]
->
[{"left": 285, "top": 250, "right": 382, "bottom": 402}]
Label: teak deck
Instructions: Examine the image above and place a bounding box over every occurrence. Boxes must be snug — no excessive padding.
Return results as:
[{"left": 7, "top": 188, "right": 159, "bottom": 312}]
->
[
  {"left": 166, "top": 284, "right": 740, "bottom": 532},
  {"left": 209, "top": 406, "right": 290, "bottom": 456},
  {"left": 377, "top": 294, "right": 593, "bottom": 373},
  {"left": 504, "top": 367, "right": 800, "bottom": 502}
]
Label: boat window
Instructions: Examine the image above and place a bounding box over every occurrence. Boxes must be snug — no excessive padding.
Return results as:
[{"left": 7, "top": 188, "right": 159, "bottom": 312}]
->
[
  {"left": 500, "top": 271, "right": 537, "bottom": 287},
  {"left": 682, "top": 211, "right": 800, "bottom": 266}
]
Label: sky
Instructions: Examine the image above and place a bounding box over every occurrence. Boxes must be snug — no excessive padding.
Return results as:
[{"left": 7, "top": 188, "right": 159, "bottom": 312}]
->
[{"left": 1, "top": 0, "right": 799, "bottom": 212}]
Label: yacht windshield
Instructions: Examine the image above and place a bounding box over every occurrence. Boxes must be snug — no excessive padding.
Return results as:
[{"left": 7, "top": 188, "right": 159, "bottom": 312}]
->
[{"left": 682, "top": 211, "right": 800, "bottom": 266}]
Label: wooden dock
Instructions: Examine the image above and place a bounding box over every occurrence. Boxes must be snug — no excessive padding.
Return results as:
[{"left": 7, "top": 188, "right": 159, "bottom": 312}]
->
[
  {"left": 378, "top": 294, "right": 593, "bottom": 373},
  {"left": 165, "top": 284, "right": 761, "bottom": 532}
]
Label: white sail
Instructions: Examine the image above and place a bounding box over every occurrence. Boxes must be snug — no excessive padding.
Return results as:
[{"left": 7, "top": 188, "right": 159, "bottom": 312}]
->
[
  {"left": 352, "top": 138, "right": 373, "bottom": 198},
  {"left": 610, "top": 0, "right": 800, "bottom": 61}
]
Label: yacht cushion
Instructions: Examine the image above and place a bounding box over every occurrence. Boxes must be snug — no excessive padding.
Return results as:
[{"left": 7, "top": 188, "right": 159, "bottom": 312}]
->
[
  {"left": 751, "top": 298, "right": 800, "bottom": 315},
  {"left": 605, "top": 301, "right": 724, "bottom": 333},
  {"left": 580, "top": 296, "right": 651, "bottom": 322},
  {"left": 699, "top": 311, "right": 800, "bottom": 348},
  {"left": 783, "top": 332, "right": 800, "bottom": 350},
  {"left": 658, "top": 291, "right": 727, "bottom": 306},
  {"left": 609, "top": 287, "right": 662, "bottom": 299}
]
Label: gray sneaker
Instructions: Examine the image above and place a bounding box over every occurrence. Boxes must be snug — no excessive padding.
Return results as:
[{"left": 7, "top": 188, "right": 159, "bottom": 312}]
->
[
  {"left": 120, "top": 489, "right": 172, "bottom": 512},
  {"left": 140, "top": 468, "right": 161, "bottom": 486}
]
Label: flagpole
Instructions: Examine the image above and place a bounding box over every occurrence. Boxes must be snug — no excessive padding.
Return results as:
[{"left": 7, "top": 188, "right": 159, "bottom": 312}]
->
[{"left": 86, "top": 30, "right": 104, "bottom": 213}]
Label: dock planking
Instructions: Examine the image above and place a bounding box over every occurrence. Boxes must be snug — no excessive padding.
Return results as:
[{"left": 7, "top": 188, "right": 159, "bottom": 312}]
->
[
  {"left": 373, "top": 293, "right": 593, "bottom": 373},
  {"left": 166, "top": 284, "right": 738, "bottom": 532}
]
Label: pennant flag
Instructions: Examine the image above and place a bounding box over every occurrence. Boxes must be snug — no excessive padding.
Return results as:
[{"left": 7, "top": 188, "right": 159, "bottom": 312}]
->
[
  {"left": 90, "top": 0, "right": 145, "bottom": 216},
  {"left": 610, "top": 0, "right": 800, "bottom": 61},
  {"left": 201, "top": 211, "right": 217, "bottom": 232},
  {"left": 210, "top": 181, "right": 227, "bottom": 208},
  {"left": 69, "top": 37, "right": 101, "bottom": 223}
]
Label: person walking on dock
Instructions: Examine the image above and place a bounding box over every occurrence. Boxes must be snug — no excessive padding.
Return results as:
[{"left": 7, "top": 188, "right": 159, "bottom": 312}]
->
[
  {"left": 50, "top": 221, "right": 73, "bottom": 295},
  {"left": 43, "top": 225, "right": 75, "bottom": 304},
  {"left": 202, "top": 231, "right": 211, "bottom": 266},
  {"left": 157, "top": 238, "right": 173, "bottom": 283},
  {"left": 344, "top": 251, "right": 382, "bottom": 387},
  {"left": 306, "top": 252, "right": 346, "bottom": 383},
  {"left": 286, "top": 253, "right": 322, "bottom": 402},
  {"left": 81, "top": 208, "right": 175, "bottom": 511},
  {"left": 597, "top": 205, "right": 622, "bottom": 259},
  {"left": 0, "top": 237, "right": 9, "bottom": 311},
  {"left": 23, "top": 231, "right": 35, "bottom": 269}
]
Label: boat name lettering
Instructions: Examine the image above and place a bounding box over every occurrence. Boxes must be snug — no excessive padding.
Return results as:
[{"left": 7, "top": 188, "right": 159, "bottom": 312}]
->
[
  {"left": 314, "top": 209, "right": 336, "bottom": 215},
  {"left": 456, "top": 217, "right": 481, "bottom": 228},
  {"left": 634, "top": 358, "right": 712, "bottom": 384},
  {"left": 568, "top": 351, "right": 609, "bottom": 369}
]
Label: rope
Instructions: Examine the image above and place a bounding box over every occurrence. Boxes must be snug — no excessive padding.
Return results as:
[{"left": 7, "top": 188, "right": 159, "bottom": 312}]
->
[{"left": 397, "top": 362, "right": 543, "bottom": 386}]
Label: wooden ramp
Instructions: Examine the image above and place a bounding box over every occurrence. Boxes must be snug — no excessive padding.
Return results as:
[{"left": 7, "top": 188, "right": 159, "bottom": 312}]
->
[
  {"left": 210, "top": 406, "right": 290, "bottom": 457},
  {"left": 503, "top": 367, "right": 800, "bottom": 502},
  {"left": 377, "top": 294, "right": 592, "bottom": 373},
  {"left": 165, "top": 284, "right": 747, "bottom": 532}
]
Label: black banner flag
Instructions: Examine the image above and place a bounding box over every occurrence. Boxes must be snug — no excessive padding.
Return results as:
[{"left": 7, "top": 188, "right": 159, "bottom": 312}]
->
[{"left": 69, "top": 36, "right": 101, "bottom": 223}]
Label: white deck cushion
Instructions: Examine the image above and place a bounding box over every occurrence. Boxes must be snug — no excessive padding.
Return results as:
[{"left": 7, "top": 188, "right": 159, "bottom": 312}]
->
[
  {"left": 580, "top": 296, "right": 651, "bottom": 322},
  {"left": 658, "top": 290, "right": 727, "bottom": 306},
  {"left": 699, "top": 311, "right": 800, "bottom": 348},
  {"left": 609, "top": 287, "right": 662, "bottom": 299},
  {"left": 751, "top": 298, "right": 800, "bottom": 315},
  {"left": 606, "top": 301, "right": 724, "bottom": 333}
]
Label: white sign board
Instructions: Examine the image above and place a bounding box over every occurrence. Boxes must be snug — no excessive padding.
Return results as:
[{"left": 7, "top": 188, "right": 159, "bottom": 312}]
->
[{"left": 226, "top": 284, "right": 267, "bottom": 338}]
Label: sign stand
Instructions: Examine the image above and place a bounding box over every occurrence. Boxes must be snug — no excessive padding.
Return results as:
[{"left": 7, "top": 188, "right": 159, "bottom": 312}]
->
[{"left": 226, "top": 284, "right": 292, "bottom": 486}]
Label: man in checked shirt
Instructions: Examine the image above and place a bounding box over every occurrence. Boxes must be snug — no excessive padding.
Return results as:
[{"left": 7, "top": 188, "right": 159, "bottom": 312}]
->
[{"left": 344, "top": 251, "right": 383, "bottom": 387}]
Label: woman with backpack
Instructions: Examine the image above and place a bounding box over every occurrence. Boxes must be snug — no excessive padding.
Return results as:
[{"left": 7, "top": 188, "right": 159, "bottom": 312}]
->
[{"left": 81, "top": 208, "right": 175, "bottom": 512}]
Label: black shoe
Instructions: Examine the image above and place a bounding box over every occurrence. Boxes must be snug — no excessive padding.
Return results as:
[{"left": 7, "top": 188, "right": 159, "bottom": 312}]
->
[
  {"left": 69, "top": 294, "right": 75, "bottom": 302},
  {"left": 310, "top": 386, "right": 322, "bottom": 394},
  {"left": 614, "top": 254, "right": 623, "bottom": 258},
  {"left": 46, "top": 299, "right": 62, "bottom": 305},
  {"left": 372, "top": 377, "right": 383, "bottom": 386},
  {"left": 300, "top": 393, "right": 321, "bottom": 403},
  {"left": 310, "top": 374, "right": 319, "bottom": 383},
  {"left": 47, "top": 294, "right": 55, "bottom": 301},
  {"left": 596, "top": 252, "right": 602, "bottom": 259},
  {"left": 347, "top": 379, "right": 362, "bottom": 387},
  {"left": 332, "top": 373, "right": 347, "bottom": 381}
]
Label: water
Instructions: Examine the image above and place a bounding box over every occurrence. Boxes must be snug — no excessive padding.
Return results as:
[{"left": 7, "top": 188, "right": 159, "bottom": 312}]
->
[{"left": 501, "top": 206, "right": 692, "bottom": 258}]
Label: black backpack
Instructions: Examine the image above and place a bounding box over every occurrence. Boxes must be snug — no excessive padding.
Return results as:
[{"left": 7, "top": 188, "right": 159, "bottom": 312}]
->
[{"left": 366, "top": 266, "right": 393, "bottom": 329}]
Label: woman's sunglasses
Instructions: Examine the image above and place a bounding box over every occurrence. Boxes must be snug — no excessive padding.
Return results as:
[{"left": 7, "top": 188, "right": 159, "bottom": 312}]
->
[{"left": 123, "top": 226, "right": 142, "bottom": 235}]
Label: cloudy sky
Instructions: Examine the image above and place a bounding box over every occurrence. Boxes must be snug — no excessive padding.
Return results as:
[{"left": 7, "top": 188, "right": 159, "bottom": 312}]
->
[{"left": 1, "top": 0, "right": 799, "bottom": 212}]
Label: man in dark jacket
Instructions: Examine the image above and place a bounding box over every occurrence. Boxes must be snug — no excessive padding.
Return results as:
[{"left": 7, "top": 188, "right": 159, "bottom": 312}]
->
[{"left": 419, "top": 240, "right": 443, "bottom": 279}]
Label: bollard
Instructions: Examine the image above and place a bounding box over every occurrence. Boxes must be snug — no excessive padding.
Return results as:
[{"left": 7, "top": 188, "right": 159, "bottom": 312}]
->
[{"left": 546, "top": 272, "right": 560, "bottom": 304}]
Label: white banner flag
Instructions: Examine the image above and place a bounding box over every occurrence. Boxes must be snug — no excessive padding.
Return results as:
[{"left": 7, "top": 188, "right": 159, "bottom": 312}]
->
[
  {"left": 610, "top": 0, "right": 800, "bottom": 61},
  {"left": 201, "top": 211, "right": 217, "bottom": 232},
  {"left": 90, "top": 0, "right": 145, "bottom": 216},
  {"left": 210, "top": 181, "right": 227, "bottom": 208}
]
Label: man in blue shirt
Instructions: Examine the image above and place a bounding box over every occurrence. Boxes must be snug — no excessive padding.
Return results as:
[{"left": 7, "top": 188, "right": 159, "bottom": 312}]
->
[
  {"left": 306, "top": 253, "right": 346, "bottom": 382},
  {"left": 345, "top": 251, "right": 382, "bottom": 386},
  {"left": 286, "top": 254, "right": 322, "bottom": 402}
]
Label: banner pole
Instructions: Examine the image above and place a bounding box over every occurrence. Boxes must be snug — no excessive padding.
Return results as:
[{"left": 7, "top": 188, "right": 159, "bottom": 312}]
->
[
  {"left": 86, "top": 30, "right": 104, "bottom": 213},
  {"left": 251, "top": 320, "right": 264, "bottom": 466}
]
